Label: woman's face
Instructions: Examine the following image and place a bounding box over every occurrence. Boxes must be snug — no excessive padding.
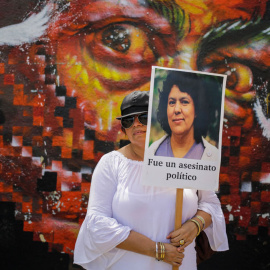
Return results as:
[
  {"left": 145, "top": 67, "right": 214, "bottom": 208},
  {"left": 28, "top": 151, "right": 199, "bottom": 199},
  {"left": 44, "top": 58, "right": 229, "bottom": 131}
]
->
[
  {"left": 167, "top": 85, "right": 196, "bottom": 139},
  {"left": 124, "top": 114, "right": 147, "bottom": 147}
]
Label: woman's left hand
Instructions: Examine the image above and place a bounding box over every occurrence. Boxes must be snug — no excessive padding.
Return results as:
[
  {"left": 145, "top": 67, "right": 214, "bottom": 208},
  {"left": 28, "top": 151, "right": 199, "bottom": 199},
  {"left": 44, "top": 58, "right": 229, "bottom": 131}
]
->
[{"left": 167, "top": 220, "right": 198, "bottom": 248}]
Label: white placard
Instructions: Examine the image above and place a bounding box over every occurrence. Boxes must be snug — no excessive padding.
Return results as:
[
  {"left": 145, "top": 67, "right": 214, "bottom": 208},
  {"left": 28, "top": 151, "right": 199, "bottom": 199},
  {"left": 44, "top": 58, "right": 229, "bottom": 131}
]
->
[{"left": 142, "top": 66, "right": 227, "bottom": 191}]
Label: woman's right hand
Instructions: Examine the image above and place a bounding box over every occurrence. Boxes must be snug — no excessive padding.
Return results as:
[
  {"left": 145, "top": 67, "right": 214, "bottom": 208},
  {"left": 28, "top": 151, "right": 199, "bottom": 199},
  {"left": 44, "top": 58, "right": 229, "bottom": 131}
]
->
[{"left": 163, "top": 243, "right": 185, "bottom": 267}]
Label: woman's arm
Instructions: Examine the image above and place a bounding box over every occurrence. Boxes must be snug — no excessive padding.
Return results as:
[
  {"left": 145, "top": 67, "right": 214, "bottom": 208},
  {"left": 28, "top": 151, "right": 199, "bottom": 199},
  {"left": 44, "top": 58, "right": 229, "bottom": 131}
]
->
[
  {"left": 197, "top": 190, "right": 229, "bottom": 251},
  {"left": 167, "top": 209, "right": 212, "bottom": 248},
  {"left": 117, "top": 230, "right": 185, "bottom": 267},
  {"left": 74, "top": 153, "right": 131, "bottom": 265},
  {"left": 167, "top": 190, "right": 228, "bottom": 252}
]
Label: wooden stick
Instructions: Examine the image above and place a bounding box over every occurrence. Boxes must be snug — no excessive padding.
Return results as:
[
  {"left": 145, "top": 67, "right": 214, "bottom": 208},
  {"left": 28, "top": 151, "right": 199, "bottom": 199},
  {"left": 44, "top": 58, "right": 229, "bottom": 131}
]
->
[{"left": 172, "top": 188, "right": 183, "bottom": 270}]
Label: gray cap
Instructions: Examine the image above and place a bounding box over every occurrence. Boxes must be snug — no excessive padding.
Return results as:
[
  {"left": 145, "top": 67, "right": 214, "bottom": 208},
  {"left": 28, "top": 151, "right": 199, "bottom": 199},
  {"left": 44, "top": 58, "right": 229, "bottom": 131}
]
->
[{"left": 116, "top": 91, "right": 149, "bottom": 119}]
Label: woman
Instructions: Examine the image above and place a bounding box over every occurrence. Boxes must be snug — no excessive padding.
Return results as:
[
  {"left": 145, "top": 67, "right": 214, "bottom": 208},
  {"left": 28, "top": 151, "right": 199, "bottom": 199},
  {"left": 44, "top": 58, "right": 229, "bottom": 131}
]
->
[
  {"left": 149, "top": 70, "right": 220, "bottom": 161},
  {"left": 74, "top": 90, "right": 228, "bottom": 270}
]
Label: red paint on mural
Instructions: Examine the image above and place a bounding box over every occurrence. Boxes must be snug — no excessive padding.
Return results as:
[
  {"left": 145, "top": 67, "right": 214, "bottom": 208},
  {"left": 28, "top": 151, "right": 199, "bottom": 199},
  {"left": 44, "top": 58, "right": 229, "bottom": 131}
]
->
[{"left": 0, "top": 0, "right": 269, "bottom": 254}]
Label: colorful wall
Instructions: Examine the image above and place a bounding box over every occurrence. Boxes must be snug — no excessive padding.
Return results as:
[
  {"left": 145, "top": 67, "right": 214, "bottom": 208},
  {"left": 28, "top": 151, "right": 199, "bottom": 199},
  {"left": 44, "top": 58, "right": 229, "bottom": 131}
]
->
[{"left": 0, "top": 0, "right": 269, "bottom": 269}]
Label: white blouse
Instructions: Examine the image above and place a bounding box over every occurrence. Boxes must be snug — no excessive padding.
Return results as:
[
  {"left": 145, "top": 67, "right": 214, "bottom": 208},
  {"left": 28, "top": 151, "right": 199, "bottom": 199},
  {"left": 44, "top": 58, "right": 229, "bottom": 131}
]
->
[{"left": 74, "top": 151, "right": 228, "bottom": 270}]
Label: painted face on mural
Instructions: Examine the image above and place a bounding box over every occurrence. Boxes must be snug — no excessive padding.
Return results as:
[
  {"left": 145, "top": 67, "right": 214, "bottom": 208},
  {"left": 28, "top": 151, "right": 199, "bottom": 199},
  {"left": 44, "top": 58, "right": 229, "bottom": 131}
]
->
[
  {"left": 48, "top": 0, "right": 270, "bottom": 139},
  {"left": 1, "top": 0, "right": 270, "bottom": 253},
  {"left": 50, "top": 0, "right": 181, "bottom": 136}
]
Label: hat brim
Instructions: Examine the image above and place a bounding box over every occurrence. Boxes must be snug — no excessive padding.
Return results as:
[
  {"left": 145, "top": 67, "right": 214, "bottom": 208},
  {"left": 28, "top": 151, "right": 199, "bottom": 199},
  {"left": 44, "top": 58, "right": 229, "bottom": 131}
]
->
[{"left": 116, "top": 111, "right": 148, "bottom": 120}]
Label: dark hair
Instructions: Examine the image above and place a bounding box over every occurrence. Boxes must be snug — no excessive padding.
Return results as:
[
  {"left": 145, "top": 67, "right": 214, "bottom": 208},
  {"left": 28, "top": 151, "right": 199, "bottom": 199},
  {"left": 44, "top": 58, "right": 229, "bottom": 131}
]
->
[{"left": 157, "top": 71, "right": 217, "bottom": 143}]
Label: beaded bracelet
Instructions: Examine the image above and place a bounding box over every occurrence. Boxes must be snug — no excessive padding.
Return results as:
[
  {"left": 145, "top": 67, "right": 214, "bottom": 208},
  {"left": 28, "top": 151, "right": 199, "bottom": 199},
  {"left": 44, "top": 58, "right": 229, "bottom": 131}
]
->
[
  {"left": 195, "top": 215, "right": 205, "bottom": 230},
  {"left": 190, "top": 218, "right": 201, "bottom": 236}
]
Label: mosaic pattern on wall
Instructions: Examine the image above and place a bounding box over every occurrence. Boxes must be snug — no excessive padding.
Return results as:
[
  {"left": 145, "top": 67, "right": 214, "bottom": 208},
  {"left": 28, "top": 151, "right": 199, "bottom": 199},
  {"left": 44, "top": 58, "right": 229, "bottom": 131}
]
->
[{"left": 0, "top": 0, "right": 269, "bottom": 255}]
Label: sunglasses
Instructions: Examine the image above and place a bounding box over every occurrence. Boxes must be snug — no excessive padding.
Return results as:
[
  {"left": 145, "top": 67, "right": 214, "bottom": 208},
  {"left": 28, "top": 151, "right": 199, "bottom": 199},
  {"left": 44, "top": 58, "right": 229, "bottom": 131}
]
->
[{"left": 121, "top": 113, "right": 148, "bottom": 129}]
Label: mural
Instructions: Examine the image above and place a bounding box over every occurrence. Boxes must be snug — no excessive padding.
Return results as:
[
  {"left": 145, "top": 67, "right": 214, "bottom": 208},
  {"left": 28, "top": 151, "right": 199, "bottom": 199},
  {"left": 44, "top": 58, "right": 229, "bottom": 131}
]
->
[{"left": 0, "top": 0, "right": 270, "bottom": 267}]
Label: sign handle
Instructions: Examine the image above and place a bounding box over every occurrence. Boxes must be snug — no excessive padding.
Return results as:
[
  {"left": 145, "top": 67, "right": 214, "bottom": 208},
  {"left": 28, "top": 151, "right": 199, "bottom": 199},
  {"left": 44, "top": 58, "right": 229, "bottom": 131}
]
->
[{"left": 172, "top": 188, "right": 183, "bottom": 270}]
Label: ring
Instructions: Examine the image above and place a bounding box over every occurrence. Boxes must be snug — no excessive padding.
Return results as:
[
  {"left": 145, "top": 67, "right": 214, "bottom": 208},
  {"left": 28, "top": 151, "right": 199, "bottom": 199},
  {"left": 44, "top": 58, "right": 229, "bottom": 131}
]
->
[{"left": 179, "top": 239, "right": 185, "bottom": 246}]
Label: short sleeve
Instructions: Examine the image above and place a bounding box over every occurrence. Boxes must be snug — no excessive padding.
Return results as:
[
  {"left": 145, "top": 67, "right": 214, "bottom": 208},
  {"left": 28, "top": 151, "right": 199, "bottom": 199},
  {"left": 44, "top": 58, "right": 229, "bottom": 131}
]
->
[
  {"left": 197, "top": 190, "right": 229, "bottom": 251},
  {"left": 74, "top": 153, "right": 131, "bottom": 268}
]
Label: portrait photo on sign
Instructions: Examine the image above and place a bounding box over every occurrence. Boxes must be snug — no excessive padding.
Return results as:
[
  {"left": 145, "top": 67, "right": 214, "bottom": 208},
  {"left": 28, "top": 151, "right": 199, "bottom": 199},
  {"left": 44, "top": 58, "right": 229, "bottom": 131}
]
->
[{"left": 142, "top": 67, "right": 227, "bottom": 191}]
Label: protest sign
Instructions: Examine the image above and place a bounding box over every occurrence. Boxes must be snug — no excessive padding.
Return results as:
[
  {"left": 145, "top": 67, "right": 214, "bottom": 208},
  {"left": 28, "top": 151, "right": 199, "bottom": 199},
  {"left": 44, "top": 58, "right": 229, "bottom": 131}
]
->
[
  {"left": 141, "top": 67, "right": 226, "bottom": 270},
  {"left": 142, "top": 66, "right": 226, "bottom": 191}
]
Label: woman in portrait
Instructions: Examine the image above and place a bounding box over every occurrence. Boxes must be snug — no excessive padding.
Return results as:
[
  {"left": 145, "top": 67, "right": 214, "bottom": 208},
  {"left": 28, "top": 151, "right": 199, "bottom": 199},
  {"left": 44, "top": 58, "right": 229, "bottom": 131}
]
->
[
  {"left": 74, "top": 90, "right": 228, "bottom": 270},
  {"left": 149, "top": 70, "right": 221, "bottom": 161}
]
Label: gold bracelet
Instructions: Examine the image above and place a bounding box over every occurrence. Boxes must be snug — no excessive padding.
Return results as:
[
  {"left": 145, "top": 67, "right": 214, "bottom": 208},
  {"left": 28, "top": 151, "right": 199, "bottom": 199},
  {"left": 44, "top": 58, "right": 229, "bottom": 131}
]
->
[
  {"left": 160, "top": 242, "right": 165, "bottom": 261},
  {"left": 190, "top": 218, "right": 201, "bottom": 236},
  {"left": 162, "top": 242, "right": 165, "bottom": 261},
  {"left": 160, "top": 242, "right": 163, "bottom": 261},
  {"left": 195, "top": 215, "right": 205, "bottom": 230},
  {"left": 155, "top": 242, "right": 160, "bottom": 261}
]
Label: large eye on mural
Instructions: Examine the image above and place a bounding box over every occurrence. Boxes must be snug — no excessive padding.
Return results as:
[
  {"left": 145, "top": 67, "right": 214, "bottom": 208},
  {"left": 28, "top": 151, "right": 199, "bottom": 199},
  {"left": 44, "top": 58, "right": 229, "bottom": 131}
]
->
[
  {"left": 209, "top": 62, "right": 253, "bottom": 94},
  {"left": 101, "top": 25, "right": 131, "bottom": 53},
  {"left": 82, "top": 22, "right": 172, "bottom": 67}
]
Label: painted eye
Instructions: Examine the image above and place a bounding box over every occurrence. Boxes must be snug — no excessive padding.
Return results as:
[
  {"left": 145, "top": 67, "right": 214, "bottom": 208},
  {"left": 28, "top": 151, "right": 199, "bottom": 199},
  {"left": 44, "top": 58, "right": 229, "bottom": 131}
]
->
[
  {"left": 102, "top": 25, "right": 131, "bottom": 53},
  {"left": 210, "top": 62, "right": 253, "bottom": 93},
  {"left": 78, "top": 22, "right": 177, "bottom": 90},
  {"left": 83, "top": 23, "right": 161, "bottom": 66}
]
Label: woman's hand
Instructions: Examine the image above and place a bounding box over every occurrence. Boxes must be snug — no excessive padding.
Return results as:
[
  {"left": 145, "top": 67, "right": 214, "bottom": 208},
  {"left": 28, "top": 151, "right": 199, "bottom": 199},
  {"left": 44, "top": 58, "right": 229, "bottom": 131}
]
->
[
  {"left": 167, "top": 220, "right": 198, "bottom": 249},
  {"left": 163, "top": 243, "right": 185, "bottom": 267}
]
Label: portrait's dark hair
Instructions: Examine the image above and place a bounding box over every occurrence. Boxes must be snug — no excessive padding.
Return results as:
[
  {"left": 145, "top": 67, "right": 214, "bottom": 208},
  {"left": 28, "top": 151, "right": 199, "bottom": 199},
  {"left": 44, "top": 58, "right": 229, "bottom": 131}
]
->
[{"left": 157, "top": 71, "right": 219, "bottom": 143}]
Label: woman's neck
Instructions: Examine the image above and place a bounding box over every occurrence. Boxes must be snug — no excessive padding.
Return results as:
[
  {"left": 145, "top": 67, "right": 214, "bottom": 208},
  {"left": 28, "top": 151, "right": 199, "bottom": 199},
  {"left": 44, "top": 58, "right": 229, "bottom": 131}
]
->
[
  {"left": 129, "top": 143, "right": 144, "bottom": 161},
  {"left": 170, "top": 133, "right": 195, "bottom": 158},
  {"left": 118, "top": 143, "right": 145, "bottom": 161}
]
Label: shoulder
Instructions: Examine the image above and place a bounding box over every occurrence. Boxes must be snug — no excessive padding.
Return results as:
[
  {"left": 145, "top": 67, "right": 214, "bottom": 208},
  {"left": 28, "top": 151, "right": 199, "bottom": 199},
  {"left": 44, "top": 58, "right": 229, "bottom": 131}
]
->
[
  {"left": 102, "top": 150, "right": 132, "bottom": 163},
  {"left": 98, "top": 150, "right": 142, "bottom": 169},
  {"left": 97, "top": 151, "right": 117, "bottom": 163},
  {"left": 93, "top": 151, "right": 130, "bottom": 181},
  {"left": 201, "top": 138, "right": 219, "bottom": 161},
  {"left": 95, "top": 151, "right": 123, "bottom": 170},
  {"left": 148, "top": 135, "right": 168, "bottom": 155}
]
